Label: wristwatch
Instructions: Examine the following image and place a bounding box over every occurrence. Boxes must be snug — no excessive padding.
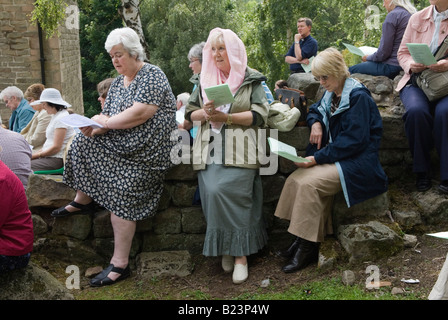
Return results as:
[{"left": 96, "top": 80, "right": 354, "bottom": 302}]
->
[
  {"left": 226, "top": 114, "right": 232, "bottom": 125},
  {"left": 295, "top": 41, "right": 300, "bottom": 44}
]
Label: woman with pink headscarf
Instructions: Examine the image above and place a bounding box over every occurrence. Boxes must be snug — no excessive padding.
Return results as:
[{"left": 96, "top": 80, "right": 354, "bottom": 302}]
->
[{"left": 185, "top": 28, "right": 270, "bottom": 284}]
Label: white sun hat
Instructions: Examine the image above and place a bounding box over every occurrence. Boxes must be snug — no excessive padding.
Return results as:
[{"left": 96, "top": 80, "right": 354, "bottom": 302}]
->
[{"left": 30, "top": 88, "right": 71, "bottom": 108}]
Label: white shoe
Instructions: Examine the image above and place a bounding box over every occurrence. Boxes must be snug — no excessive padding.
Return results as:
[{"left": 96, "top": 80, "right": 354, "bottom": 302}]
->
[
  {"left": 232, "top": 263, "right": 248, "bottom": 284},
  {"left": 222, "top": 255, "right": 234, "bottom": 273}
]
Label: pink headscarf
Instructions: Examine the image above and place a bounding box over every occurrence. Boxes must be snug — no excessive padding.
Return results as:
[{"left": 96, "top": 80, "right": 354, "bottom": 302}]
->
[{"left": 200, "top": 28, "right": 248, "bottom": 104}]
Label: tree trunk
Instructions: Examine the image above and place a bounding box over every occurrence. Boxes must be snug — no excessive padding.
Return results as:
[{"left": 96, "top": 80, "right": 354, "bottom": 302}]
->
[{"left": 119, "top": 0, "right": 150, "bottom": 62}]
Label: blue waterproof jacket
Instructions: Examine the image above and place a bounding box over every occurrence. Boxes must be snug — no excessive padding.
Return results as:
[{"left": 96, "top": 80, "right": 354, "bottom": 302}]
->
[
  {"left": 306, "top": 79, "right": 388, "bottom": 207},
  {"left": 9, "top": 98, "right": 35, "bottom": 133}
]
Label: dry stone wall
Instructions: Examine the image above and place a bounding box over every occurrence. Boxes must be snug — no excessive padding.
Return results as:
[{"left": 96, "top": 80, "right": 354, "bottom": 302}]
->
[{"left": 26, "top": 73, "right": 448, "bottom": 270}]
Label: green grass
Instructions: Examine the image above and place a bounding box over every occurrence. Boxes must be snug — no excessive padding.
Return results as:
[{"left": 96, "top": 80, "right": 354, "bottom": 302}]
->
[
  {"left": 73, "top": 276, "right": 423, "bottom": 301},
  {"left": 235, "top": 277, "right": 422, "bottom": 300}
]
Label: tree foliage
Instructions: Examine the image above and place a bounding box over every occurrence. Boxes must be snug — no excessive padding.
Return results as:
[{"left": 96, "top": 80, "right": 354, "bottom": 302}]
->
[
  {"left": 141, "top": 0, "right": 238, "bottom": 95},
  {"left": 30, "top": 0, "right": 92, "bottom": 38},
  {"left": 30, "top": 0, "right": 68, "bottom": 38},
  {"left": 79, "top": 0, "right": 124, "bottom": 118},
  {"left": 32, "top": 0, "right": 431, "bottom": 114}
]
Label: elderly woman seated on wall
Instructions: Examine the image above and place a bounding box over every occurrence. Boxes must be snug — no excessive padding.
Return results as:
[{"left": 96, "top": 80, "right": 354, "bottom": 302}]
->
[{"left": 274, "top": 47, "right": 388, "bottom": 273}]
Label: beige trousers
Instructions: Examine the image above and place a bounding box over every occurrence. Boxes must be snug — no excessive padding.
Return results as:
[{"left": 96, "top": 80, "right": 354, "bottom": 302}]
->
[{"left": 274, "top": 164, "right": 342, "bottom": 243}]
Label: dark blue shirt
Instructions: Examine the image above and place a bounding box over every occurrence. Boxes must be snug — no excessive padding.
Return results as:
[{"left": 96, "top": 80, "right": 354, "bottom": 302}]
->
[{"left": 285, "top": 35, "right": 318, "bottom": 73}]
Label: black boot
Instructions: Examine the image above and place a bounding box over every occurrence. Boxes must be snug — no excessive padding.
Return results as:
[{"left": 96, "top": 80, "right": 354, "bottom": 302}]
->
[
  {"left": 282, "top": 238, "right": 319, "bottom": 273},
  {"left": 416, "top": 172, "right": 431, "bottom": 192},
  {"left": 275, "top": 237, "right": 302, "bottom": 259}
]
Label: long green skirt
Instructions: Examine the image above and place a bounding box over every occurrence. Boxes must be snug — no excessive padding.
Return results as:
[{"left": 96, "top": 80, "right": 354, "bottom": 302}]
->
[{"left": 198, "top": 163, "right": 268, "bottom": 257}]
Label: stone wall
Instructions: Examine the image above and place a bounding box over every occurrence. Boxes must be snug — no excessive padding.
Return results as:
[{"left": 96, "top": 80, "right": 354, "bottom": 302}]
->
[
  {"left": 26, "top": 73, "right": 448, "bottom": 270},
  {"left": 0, "top": 0, "right": 83, "bottom": 127}
]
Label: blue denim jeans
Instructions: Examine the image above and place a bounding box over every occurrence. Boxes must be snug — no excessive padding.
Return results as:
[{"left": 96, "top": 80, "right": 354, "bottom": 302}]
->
[{"left": 349, "top": 61, "right": 402, "bottom": 79}]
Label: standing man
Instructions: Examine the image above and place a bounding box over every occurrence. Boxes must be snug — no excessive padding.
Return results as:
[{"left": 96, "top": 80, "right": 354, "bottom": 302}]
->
[
  {"left": 285, "top": 17, "right": 318, "bottom": 74},
  {"left": 0, "top": 86, "right": 35, "bottom": 133}
]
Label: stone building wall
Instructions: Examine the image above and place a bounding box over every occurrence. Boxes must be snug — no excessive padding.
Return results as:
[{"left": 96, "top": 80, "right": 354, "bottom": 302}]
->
[{"left": 0, "top": 0, "right": 83, "bottom": 127}]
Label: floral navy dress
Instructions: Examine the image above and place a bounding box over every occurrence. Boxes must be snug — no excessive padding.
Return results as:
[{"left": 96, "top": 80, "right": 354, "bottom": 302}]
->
[{"left": 63, "top": 63, "right": 177, "bottom": 220}]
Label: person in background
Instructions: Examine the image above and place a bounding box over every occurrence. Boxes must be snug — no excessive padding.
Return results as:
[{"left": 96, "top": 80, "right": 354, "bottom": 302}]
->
[
  {"left": 185, "top": 28, "right": 269, "bottom": 284},
  {"left": 176, "top": 92, "right": 192, "bottom": 130},
  {"left": 396, "top": 0, "right": 448, "bottom": 194},
  {"left": 0, "top": 126, "right": 32, "bottom": 189},
  {"left": 21, "top": 83, "right": 52, "bottom": 152},
  {"left": 30, "top": 88, "right": 75, "bottom": 171},
  {"left": 261, "top": 81, "right": 274, "bottom": 104},
  {"left": 188, "top": 41, "right": 206, "bottom": 93},
  {"left": 97, "top": 78, "right": 115, "bottom": 110},
  {"left": 274, "top": 48, "right": 388, "bottom": 273},
  {"left": 54, "top": 27, "right": 177, "bottom": 287},
  {"left": 349, "top": 0, "right": 417, "bottom": 79},
  {"left": 285, "top": 18, "right": 318, "bottom": 74},
  {"left": 187, "top": 41, "right": 206, "bottom": 138},
  {"left": 0, "top": 156, "right": 34, "bottom": 274},
  {"left": 0, "top": 86, "right": 35, "bottom": 133}
]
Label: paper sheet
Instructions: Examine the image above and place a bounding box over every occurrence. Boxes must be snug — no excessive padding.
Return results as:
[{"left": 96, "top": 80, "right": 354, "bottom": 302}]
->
[
  {"left": 268, "top": 137, "right": 311, "bottom": 163},
  {"left": 301, "top": 56, "right": 315, "bottom": 73},
  {"left": 427, "top": 232, "right": 448, "bottom": 240},
  {"left": 204, "top": 83, "right": 235, "bottom": 107},
  {"left": 176, "top": 110, "right": 185, "bottom": 124},
  {"left": 59, "top": 113, "right": 103, "bottom": 129},
  {"left": 343, "top": 43, "right": 377, "bottom": 56},
  {"left": 406, "top": 43, "right": 437, "bottom": 66}
]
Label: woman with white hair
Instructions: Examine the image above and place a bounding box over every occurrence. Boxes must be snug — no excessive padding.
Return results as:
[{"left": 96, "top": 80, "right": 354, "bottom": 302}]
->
[
  {"left": 349, "top": 0, "right": 417, "bottom": 79},
  {"left": 54, "top": 27, "right": 177, "bottom": 287},
  {"left": 274, "top": 48, "right": 388, "bottom": 273}
]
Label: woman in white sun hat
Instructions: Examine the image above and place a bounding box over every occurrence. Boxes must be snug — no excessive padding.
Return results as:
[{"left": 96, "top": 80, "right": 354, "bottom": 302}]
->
[{"left": 30, "top": 88, "right": 75, "bottom": 171}]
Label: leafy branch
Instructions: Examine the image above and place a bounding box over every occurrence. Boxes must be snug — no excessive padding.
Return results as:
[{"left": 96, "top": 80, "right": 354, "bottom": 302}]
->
[{"left": 30, "top": 0, "right": 68, "bottom": 38}]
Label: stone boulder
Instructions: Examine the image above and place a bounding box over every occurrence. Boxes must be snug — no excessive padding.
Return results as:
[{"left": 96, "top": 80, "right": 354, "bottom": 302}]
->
[
  {"left": 0, "top": 262, "right": 74, "bottom": 300},
  {"left": 136, "top": 250, "right": 194, "bottom": 279},
  {"left": 338, "top": 221, "right": 403, "bottom": 263},
  {"left": 287, "top": 72, "right": 321, "bottom": 103},
  {"left": 26, "top": 174, "right": 75, "bottom": 208},
  {"left": 412, "top": 189, "right": 448, "bottom": 226}
]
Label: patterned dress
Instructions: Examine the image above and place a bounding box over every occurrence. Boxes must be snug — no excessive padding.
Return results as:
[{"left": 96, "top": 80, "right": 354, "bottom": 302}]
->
[{"left": 63, "top": 63, "right": 177, "bottom": 220}]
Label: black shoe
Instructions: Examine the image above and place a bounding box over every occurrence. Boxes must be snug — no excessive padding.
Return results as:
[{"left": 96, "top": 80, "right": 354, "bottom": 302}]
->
[
  {"left": 275, "top": 237, "right": 301, "bottom": 259},
  {"left": 416, "top": 173, "right": 431, "bottom": 192},
  {"left": 89, "top": 264, "right": 131, "bottom": 287},
  {"left": 51, "top": 201, "right": 95, "bottom": 217},
  {"left": 438, "top": 181, "right": 448, "bottom": 194},
  {"left": 282, "top": 238, "right": 319, "bottom": 273}
]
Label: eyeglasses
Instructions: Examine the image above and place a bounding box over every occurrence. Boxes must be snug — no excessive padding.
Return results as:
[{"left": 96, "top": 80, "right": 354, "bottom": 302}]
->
[
  {"left": 189, "top": 58, "right": 199, "bottom": 63},
  {"left": 314, "top": 75, "right": 329, "bottom": 81}
]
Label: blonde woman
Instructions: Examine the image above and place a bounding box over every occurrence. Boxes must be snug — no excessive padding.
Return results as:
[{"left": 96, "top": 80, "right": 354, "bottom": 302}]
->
[{"left": 274, "top": 48, "right": 388, "bottom": 273}]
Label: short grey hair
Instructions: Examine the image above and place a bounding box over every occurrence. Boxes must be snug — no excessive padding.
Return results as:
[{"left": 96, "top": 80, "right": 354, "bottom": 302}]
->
[
  {"left": 105, "top": 27, "right": 145, "bottom": 61},
  {"left": 187, "top": 42, "right": 206, "bottom": 64},
  {"left": 0, "top": 86, "right": 24, "bottom": 100}
]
